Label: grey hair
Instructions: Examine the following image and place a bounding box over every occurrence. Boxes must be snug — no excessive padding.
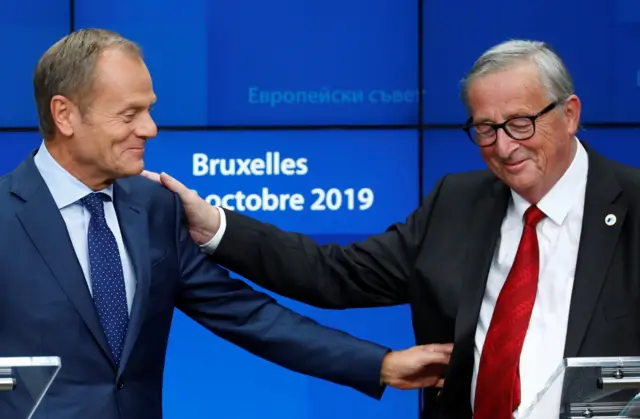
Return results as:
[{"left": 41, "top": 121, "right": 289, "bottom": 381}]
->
[
  {"left": 460, "top": 40, "right": 574, "bottom": 114},
  {"left": 33, "top": 28, "right": 143, "bottom": 139}
]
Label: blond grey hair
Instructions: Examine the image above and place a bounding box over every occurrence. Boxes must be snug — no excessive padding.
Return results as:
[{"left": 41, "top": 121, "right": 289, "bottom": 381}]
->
[
  {"left": 460, "top": 40, "right": 574, "bottom": 113},
  {"left": 33, "top": 28, "right": 142, "bottom": 139}
]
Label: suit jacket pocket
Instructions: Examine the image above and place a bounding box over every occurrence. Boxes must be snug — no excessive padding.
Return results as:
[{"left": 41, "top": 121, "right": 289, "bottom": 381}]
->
[
  {"left": 604, "top": 302, "right": 635, "bottom": 321},
  {"left": 149, "top": 247, "right": 179, "bottom": 298},
  {"left": 150, "top": 247, "right": 168, "bottom": 268}
]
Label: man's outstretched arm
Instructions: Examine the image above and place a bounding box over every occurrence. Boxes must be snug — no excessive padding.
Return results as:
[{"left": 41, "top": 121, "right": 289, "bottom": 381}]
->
[
  {"left": 170, "top": 190, "right": 452, "bottom": 398},
  {"left": 143, "top": 170, "right": 444, "bottom": 309}
]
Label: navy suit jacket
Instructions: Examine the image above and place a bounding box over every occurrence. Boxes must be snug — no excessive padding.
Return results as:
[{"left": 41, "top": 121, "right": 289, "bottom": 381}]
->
[{"left": 0, "top": 153, "right": 389, "bottom": 418}]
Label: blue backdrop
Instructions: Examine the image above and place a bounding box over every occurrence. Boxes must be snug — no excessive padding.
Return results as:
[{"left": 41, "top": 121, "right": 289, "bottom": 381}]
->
[
  {"left": 0, "top": 0, "right": 639, "bottom": 418},
  {"left": 422, "top": 0, "right": 640, "bottom": 124},
  {"left": 77, "top": 0, "right": 418, "bottom": 126}
]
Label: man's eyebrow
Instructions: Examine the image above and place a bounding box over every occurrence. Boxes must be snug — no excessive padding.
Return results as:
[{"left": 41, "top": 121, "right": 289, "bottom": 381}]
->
[
  {"left": 120, "top": 100, "right": 157, "bottom": 112},
  {"left": 472, "top": 109, "right": 533, "bottom": 124}
]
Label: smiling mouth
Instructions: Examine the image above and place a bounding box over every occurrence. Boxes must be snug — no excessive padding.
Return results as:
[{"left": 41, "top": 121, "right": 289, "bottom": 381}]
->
[
  {"left": 503, "top": 159, "right": 527, "bottom": 172},
  {"left": 505, "top": 160, "right": 524, "bottom": 166}
]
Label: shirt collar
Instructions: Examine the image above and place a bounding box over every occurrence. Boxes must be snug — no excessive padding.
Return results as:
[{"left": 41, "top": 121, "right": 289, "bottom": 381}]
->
[
  {"left": 510, "top": 137, "right": 588, "bottom": 226},
  {"left": 33, "top": 141, "right": 114, "bottom": 209}
]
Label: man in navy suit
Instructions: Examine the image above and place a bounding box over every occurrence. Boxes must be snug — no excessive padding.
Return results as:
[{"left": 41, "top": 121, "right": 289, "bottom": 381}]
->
[{"left": 0, "top": 28, "right": 453, "bottom": 418}]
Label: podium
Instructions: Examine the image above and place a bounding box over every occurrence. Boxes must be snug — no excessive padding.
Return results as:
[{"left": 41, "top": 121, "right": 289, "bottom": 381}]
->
[
  {"left": 521, "top": 357, "right": 640, "bottom": 418},
  {"left": 0, "top": 357, "right": 61, "bottom": 419}
]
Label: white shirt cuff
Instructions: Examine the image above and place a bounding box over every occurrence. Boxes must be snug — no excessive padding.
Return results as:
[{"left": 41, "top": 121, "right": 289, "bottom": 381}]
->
[{"left": 199, "top": 207, "right": 227, "bottom": 255}]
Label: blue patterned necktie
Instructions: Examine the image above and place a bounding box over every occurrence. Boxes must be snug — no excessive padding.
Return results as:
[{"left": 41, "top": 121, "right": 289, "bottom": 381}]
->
[{"left": 81, "top": 192, "right": 129, "bottom": 365}]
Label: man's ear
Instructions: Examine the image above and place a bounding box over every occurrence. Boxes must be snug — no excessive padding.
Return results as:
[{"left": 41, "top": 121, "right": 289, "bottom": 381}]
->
[
  {"left": 562, "top": 94, "right": 581, "bottom": 136},
  {"left": 50, "top": 95, "right": 76, "bottom": 137}
]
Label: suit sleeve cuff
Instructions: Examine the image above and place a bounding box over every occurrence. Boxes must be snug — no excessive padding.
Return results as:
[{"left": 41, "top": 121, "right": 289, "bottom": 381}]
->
[
  {"left": 199, "top": 207, "right": 227, "bottom": 255},
  {"left": 362, "top": 346, "right": 390, "bottom": 400}
]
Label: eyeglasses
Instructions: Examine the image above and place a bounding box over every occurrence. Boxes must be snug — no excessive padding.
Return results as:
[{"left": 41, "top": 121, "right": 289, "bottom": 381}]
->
[{"left": 462, "top": 102, "right": 558, "bottom": 147}]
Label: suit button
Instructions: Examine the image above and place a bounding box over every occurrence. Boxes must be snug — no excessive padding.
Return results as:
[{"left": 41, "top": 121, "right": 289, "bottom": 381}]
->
[{"left": 117, "top": 381, "right": 124, "bottom": 390}]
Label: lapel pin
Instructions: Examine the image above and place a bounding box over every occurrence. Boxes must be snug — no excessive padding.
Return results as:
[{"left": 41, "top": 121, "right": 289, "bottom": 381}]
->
[{"left": 605, "top": 214, "right": 617, "bottom": 226}]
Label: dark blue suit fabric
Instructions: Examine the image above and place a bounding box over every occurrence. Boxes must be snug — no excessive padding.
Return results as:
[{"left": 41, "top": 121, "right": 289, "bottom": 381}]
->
[{"left": 0, "top": 152, "right": 388, "bottom": 418}]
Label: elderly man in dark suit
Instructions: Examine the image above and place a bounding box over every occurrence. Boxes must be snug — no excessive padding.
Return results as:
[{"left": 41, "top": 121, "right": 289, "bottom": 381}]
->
[{"left": 144, "top": 39, "right": 640, "bottom": 419}]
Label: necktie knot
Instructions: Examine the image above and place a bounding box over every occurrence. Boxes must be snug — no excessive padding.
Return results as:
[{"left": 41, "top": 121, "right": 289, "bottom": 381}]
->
[
  {"left": 81, "top": 192, "right": 110, "bottom": 219},
  {"left": 524, "top": 205, "right": 546, "bottom": 227}
]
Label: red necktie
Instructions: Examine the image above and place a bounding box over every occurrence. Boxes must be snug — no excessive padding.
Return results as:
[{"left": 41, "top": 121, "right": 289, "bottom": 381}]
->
[{"left": 474, "top": 205, "right": 546, "bottom": 419}]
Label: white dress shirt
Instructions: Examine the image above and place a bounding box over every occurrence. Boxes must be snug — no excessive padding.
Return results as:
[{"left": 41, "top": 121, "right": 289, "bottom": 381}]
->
[
  {"left": 34, "top": 142, "right": 136, "bottom": 314},
  {"left": 471, "top": 138, "right": 588, "bottom": 417},
  {"left": 201, "top": 139, "right": 589, "bottom": 417},
  {"left": 201, "top": 205, "right": 227, "bottom": 252}
]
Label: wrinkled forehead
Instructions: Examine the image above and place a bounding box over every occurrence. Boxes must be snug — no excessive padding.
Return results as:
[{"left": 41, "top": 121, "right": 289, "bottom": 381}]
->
[{"left": 467, "top": 63, "right": 548, "bottom": 122}]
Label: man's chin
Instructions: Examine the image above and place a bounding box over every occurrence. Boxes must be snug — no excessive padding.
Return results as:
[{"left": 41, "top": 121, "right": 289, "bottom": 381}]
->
[
  {"left": 504, "top": 174, "right": 540, "bottom": 197},
  {"left": 119, "top": 161, "right": 145, "bottom": 178}
]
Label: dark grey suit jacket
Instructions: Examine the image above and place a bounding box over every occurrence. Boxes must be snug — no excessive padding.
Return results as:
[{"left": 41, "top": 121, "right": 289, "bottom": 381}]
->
[{"left": 210, "top": 142, "right": 640, "bottom": 418}]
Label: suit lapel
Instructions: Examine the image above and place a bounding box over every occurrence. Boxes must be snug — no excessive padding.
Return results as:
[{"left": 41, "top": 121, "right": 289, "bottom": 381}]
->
[
  {"left": 443, "top": 179, "right": 510, "bottom": 413},
  {"left": 454, "top": 181, "right": 510, "bottom": 343},
  {"left": 112, "top": 180, "right": 151, "bottom": 377},
  {"left": 12, "top": 154, "right": 114, "bottom": 367},
  {"left": 564, "top": 145, "right": 625, "bottom": 357}
]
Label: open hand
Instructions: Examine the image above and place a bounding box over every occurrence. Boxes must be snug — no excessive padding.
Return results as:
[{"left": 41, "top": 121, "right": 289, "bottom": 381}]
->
[
  {"left": 141, "top": 170, "right": 220, "bottom": 245},
  {"left": 381, "top": 343, "right": 453, "bottom": 389}
]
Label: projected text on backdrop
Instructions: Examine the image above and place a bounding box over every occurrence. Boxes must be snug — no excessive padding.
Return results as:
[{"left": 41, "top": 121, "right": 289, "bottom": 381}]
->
[
  {"left": 72, "top": 0, "right": 418, "bottom": 126},
  {"left": 191, "top": 151, "right": 374, "bottom": 212},
  {"left": 142, "top": 130, "right": 418, "bottom": 235},
  {"left": 247, "top": 88, "right": 424, "bottom": 109}
]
